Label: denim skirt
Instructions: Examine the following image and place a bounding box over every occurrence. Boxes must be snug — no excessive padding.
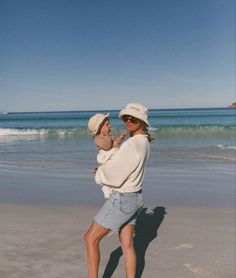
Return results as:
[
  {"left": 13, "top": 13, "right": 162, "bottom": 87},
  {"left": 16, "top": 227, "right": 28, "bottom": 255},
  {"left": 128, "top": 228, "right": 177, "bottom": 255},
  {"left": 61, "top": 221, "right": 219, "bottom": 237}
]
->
[{"left": 94, "top": 190, "right": 143, "bottom": 234}]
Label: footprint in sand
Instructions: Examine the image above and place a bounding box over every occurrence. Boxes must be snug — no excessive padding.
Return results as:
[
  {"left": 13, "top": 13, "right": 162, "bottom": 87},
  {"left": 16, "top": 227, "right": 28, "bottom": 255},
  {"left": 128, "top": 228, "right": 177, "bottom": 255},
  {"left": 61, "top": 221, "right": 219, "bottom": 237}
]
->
[
  {"left": 174, "top": 243, "right": 194, "bottom": 250},
  {"left": 184, "top": 263, "right": 217, "bottom": 278}
]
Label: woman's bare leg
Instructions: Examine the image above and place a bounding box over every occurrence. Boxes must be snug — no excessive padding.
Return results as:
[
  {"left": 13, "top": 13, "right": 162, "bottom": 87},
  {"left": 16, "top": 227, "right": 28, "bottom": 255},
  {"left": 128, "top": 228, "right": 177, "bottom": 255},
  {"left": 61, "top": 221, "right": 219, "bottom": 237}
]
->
[
  {"left": 84, "top": 221, "right": 110, "bottom": 278},
  {"left": 119, "top": 224, "right": 136, "bottom": 278}
]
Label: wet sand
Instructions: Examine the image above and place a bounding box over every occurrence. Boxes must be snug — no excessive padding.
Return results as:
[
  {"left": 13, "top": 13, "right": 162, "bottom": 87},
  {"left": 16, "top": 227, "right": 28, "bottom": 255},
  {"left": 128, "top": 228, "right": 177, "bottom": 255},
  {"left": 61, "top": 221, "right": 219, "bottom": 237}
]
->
[{"left": 0, "top": 204, "right": 235, "bottom": 278}]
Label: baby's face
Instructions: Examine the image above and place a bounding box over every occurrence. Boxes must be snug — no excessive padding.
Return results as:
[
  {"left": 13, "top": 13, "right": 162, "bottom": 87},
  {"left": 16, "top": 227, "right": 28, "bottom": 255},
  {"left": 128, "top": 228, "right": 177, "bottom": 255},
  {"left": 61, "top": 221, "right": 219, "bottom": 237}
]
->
[{"left": 101, "top": 120, "right": 111, "bottom": 136}]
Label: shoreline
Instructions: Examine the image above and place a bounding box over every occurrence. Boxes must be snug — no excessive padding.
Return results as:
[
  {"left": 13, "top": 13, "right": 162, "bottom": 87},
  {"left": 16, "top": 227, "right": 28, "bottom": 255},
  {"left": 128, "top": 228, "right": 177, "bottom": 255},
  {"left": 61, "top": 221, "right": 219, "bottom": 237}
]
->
[{"left": 1, "top": 203, "right": 235, "bottom": 278}]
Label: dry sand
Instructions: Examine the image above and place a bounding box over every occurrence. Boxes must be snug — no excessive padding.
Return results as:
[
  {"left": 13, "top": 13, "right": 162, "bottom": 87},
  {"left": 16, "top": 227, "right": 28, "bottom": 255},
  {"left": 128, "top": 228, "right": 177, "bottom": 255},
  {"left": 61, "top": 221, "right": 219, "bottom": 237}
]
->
[{"left": 0, "top": 204, "right": 235, "bottom": 278}]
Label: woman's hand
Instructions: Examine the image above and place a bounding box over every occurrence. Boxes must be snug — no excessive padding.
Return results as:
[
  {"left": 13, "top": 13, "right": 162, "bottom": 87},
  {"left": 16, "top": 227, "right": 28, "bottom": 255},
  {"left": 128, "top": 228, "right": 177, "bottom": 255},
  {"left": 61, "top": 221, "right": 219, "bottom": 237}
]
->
[{"left": 93, "top": 166, "right": 98, "bottom": 176}]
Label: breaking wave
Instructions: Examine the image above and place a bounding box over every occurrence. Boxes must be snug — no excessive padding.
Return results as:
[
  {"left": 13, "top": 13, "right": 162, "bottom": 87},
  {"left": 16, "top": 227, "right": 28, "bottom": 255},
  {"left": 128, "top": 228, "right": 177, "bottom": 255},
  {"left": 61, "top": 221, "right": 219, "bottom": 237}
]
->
[
  {"left": 0, "top": 125, "right": 235, "bottom": 139},
  {"left": 0, "top": 128, "right": 88, "bottom": 138}
]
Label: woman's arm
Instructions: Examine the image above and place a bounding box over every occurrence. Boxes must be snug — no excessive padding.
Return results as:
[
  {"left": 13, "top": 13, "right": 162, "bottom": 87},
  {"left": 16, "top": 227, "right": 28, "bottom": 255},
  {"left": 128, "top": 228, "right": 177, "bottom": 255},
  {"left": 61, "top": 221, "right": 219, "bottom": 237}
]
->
[{"left": 95, "top": 139, "right": 140, "bottom": 188}]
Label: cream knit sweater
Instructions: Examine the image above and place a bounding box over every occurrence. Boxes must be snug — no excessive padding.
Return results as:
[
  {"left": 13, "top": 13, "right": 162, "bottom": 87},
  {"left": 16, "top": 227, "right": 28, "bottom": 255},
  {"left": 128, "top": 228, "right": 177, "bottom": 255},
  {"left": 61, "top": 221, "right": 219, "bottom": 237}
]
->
[{"left": 95, "top": 134, "right": 150, "bottom": 193}]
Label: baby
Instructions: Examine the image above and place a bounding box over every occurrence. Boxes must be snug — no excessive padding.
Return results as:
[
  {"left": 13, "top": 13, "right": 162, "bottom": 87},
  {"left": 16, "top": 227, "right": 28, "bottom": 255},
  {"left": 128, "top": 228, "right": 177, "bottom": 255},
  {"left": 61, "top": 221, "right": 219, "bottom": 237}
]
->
[{"left": 88, "top": 113, "right": 126, "bottom": 198}]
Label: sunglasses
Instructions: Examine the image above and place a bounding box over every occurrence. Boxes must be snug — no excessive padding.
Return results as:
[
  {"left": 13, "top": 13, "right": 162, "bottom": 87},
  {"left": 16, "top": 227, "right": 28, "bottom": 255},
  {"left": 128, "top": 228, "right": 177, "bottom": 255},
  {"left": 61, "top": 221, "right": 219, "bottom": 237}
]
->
[{"left": 122, "top": 115, "right": 139, "bottom": 123}]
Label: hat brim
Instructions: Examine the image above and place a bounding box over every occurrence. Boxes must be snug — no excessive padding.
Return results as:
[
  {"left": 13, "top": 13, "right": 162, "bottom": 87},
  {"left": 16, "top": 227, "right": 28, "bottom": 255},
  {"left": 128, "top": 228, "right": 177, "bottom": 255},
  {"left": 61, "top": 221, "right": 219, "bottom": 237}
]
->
[
  {"left": 90, "top": 112, "right": 110, "bottom": 138},
  {"left": 119, "top": 109, "right": 150, "bottom": 126}
]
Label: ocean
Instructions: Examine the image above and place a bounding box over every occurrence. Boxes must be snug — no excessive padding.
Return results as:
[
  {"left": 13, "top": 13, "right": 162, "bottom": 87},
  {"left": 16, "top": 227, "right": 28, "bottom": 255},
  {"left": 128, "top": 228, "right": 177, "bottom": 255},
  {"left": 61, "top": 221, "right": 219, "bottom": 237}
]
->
[{"left": 0, "top": 108, "right": 235, "bottom": 207}]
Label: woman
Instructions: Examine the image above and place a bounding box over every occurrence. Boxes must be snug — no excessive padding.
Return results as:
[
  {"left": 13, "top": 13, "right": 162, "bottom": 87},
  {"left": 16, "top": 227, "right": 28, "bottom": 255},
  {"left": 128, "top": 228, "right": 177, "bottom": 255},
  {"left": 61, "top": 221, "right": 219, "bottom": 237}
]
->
[{"left": 84, "top": 103, "right": 152, "bottom": 278}]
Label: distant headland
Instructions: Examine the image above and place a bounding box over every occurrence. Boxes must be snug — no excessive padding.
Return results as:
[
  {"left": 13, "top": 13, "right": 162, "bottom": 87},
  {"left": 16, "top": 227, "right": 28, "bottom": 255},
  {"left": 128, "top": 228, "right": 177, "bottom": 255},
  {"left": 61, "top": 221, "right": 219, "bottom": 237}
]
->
[{"left": 228, "top": 102, "right": 236, "bottom": 108}]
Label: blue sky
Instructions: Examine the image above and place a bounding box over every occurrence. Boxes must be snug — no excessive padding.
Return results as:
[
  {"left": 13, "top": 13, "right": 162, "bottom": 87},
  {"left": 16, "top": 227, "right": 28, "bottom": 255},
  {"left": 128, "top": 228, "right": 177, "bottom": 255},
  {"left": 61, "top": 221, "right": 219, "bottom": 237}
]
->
[{"left": 0, "top": 0, "right": 235, "bottom": 112}]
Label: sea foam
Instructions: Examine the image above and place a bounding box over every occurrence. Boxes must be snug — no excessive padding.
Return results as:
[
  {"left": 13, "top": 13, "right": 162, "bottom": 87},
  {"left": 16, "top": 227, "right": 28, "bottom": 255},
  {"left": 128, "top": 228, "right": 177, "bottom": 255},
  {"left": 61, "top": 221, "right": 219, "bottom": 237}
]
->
[
  {"left": 216, "top": 144, "right": 236, "bottom": 150},
  {"left": 0, "top": 128, "right": 47, "bottom": 136}
]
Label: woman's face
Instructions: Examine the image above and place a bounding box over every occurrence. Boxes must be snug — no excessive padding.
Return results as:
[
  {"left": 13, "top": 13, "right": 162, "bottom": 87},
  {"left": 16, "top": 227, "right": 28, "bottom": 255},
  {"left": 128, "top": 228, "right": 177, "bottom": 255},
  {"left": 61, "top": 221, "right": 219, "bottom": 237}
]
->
[{"left": 122, "top": 115, "right": 142, "bottom": 133}]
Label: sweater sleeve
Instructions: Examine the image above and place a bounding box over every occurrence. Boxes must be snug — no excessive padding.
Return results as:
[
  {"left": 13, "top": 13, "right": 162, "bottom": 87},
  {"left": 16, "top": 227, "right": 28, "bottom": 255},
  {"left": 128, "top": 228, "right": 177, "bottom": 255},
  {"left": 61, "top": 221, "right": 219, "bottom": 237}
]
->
[{"left": 95, "top": 139, "right": 140, "bottom": 188}]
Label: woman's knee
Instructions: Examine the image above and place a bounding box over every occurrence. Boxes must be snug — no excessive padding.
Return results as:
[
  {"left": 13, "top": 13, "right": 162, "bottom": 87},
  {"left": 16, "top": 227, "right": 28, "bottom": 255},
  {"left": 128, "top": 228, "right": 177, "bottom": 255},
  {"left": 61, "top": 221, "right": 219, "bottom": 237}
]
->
[
  {"left": 83, "top": 230, "right": 90, "bottom": 244},
  {"left": 119, "top": 224, "right": 135, "bottom": 250},
  {"left": 119, "top": 234, "right": 135, "bottom": 250},
  {"left": 84, "top": 225, "right": 96, "bottom": 245},
  {"left": 84, "top": 222, "right": 109, "bottom": 246},
  {"left": 84, "top": 229, "right": 98, "bottom": 246}
]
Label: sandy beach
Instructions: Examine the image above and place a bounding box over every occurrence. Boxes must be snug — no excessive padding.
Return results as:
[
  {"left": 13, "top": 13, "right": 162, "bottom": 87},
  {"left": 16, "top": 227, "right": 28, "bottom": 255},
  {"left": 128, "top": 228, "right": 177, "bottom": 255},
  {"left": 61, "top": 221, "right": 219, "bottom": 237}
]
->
[{"left": 0, "top": 203, "right": 235, "bottom": 278}]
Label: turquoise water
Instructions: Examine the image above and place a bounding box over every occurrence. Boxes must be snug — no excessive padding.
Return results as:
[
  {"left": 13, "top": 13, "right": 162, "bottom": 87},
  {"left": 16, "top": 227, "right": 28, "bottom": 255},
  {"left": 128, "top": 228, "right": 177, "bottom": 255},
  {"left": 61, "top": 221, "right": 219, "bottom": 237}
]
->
[
  {"left": 0, "top": 107, "right": 235, "bottom": 149},
  {"left": 0, "top": 108, "right": 235, "bottom": 206},
  {"left": 0, "top": 107, "right": 235, "bottom": 129}
]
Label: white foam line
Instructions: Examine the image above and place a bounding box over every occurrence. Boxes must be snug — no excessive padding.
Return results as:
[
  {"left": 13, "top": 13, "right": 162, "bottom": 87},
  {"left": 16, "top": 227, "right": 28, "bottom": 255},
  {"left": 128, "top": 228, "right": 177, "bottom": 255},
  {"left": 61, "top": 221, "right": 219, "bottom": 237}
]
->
[{"left": 216, "top": 144, "right": 236, "bottom": 150}]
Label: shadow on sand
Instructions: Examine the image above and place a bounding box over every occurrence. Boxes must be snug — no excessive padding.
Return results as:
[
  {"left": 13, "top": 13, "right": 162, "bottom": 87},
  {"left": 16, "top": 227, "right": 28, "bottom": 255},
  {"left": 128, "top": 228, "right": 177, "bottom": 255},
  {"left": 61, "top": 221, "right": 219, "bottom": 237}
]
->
[{"left": 102, "top": 206, "right": 167, "bottom": 278}]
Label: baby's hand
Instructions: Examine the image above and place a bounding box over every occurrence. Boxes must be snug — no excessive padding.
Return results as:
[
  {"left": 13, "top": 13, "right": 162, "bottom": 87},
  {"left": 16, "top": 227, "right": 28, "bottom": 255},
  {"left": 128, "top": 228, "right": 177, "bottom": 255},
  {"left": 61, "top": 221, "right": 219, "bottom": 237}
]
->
[
  {"left": 112, "top": 131, "right": 127, "bottom": 147},
  {"left": 120, "top": 131, "right": 126, "bottom": 139},
  {"left": 119, "top": 132, "right": 126, "bottom": 141}
]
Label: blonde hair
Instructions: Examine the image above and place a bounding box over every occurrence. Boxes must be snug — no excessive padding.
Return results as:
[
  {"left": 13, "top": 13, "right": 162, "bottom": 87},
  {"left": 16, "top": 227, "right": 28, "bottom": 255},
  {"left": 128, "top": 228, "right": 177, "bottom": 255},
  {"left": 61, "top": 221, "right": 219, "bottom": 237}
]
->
[{"left": 140, "top": 122, "right": 154, "bottom": 142}]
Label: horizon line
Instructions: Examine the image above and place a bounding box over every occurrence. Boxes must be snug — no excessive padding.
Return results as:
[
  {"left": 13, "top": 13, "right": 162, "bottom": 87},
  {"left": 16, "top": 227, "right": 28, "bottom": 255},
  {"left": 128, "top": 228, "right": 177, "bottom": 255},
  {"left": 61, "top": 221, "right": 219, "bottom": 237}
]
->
[{"left": 2, "top": 106, "right": 232, "bottom": 114}]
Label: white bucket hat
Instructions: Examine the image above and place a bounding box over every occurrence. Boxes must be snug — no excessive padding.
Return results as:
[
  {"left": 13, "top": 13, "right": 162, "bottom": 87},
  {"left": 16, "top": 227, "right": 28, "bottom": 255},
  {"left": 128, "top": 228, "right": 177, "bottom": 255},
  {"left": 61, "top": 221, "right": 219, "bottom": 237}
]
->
[
  {"left": 88, "top": 112, "right": 110, "bottom": 137},
  {"left": 119, "top": 103, "right": 150, "bottom": 126}
]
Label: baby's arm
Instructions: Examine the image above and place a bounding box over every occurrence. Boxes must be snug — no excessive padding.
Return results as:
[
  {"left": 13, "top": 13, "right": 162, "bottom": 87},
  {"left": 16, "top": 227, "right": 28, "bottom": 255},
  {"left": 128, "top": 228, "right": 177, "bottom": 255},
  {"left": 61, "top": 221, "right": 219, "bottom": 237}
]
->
[{"left": 95, "top": 134, "right": 113, "bottom": 151}]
